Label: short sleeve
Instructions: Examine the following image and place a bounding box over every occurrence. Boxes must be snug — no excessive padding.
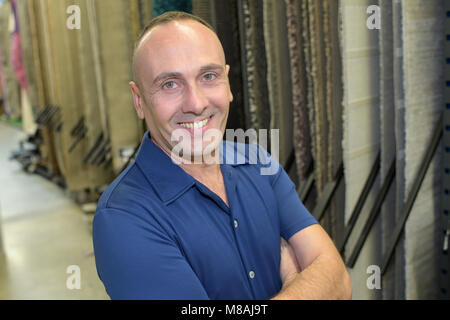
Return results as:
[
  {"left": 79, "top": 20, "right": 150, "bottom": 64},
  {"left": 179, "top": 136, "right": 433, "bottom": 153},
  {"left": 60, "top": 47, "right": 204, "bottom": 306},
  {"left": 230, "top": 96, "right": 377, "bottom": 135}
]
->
[
  {"left": 257, "top": 145, "right": 318, "bottom": 240},
  {"left": 92, "top": 208, "right": 210, "bottom": 299}
]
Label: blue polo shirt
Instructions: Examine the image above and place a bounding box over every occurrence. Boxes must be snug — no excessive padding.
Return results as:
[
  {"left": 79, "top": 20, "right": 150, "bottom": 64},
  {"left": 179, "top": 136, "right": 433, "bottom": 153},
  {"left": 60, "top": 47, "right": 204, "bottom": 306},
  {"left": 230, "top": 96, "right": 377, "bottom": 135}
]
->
[{"left": 92, "top": 132, "right": 317, "bottom": 300}]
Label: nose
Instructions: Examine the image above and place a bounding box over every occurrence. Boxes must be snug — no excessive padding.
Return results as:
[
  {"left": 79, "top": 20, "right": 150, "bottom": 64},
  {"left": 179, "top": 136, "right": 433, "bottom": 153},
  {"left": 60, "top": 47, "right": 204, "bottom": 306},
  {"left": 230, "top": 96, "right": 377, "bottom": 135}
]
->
[{"left": 182, "top": 83, "right": 208, "bottom": 115}]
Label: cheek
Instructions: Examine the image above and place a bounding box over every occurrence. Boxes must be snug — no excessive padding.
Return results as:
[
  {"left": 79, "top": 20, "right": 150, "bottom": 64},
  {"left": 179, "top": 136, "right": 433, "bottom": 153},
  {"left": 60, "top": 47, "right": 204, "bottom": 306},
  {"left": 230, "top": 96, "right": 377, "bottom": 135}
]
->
[
  {"left": 149, "top": 96, "right": 179, "bottom": 125},
  {"left": 209, "top": 87, "right": 231, "bottom": 111}
]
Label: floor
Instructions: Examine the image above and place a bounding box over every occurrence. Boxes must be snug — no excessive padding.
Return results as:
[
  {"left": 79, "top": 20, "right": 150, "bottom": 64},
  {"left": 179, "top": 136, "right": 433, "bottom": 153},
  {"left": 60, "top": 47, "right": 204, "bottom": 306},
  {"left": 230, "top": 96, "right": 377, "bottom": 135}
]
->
[{"left": 0, "top": 122, "right": 109, "bottom": 299}]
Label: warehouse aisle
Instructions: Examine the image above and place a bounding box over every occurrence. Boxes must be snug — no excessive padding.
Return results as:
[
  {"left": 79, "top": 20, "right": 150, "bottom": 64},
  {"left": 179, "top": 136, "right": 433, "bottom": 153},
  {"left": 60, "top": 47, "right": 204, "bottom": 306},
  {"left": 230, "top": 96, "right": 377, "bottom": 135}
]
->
[{"left": 0, "top": 122, "right": 108, "bottom": 299}]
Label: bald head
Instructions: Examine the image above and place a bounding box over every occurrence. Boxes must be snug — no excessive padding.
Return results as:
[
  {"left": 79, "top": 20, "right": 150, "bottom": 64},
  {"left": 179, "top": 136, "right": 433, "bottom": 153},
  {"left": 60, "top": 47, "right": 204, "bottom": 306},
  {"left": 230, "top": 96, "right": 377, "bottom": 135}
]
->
[{"left": 132, "top": 14, "right": 225, "bottom": 89}]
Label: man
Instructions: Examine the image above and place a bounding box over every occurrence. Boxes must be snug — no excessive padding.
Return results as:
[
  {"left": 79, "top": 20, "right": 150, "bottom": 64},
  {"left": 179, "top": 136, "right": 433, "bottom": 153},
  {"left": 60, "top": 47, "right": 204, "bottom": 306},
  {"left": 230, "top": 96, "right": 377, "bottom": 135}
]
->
[{"left": 92, "top": 11, "right": 352, "bottom": 300}]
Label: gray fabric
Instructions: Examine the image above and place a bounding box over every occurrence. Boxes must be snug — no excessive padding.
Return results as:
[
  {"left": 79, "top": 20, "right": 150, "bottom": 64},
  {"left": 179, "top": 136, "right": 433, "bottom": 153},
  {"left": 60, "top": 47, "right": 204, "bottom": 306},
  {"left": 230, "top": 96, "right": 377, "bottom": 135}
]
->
[
  {"left": 379, "top": 0, "right": 396, "bottom": 300},
  {"left": 401, "top": 0, "right": 443, "bottom": 299},
  {"left": 392, "top": 0, "right": 406, "bottom": 299}
]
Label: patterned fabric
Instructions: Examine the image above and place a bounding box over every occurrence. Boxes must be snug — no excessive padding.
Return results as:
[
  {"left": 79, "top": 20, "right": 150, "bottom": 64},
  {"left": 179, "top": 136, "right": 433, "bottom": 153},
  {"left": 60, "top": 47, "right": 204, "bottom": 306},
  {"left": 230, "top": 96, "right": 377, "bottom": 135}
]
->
[
  {"left": 238, "top": 0, "right": 270, "bottom": 133},
  {"left": 285, "top": 0, "right": 312, "bottom": 181}
]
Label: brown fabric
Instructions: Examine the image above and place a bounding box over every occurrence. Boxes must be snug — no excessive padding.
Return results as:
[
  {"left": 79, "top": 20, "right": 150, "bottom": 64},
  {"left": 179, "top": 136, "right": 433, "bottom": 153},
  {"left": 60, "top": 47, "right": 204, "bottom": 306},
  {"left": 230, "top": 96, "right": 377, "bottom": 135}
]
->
[
  {"left": 213, "top": 0, "right": 246, "bottom": 131},
  {"left": 263, "top": 0, "right": 293, "bottom": 167},
  {"left": 324, "top": 0, "right": 345, "bottom": 242},
  {"left": 307, "top": 0, "right": 328, "bottom": 196},
  {"left": 285, "top": 0, "right": 312, "bottom": 181},
  {"left": 238, "top": 0, "right": 270, "bottom": 133},
  {"left": 192, "top": 0, "right": 212, "bottom": 26}
]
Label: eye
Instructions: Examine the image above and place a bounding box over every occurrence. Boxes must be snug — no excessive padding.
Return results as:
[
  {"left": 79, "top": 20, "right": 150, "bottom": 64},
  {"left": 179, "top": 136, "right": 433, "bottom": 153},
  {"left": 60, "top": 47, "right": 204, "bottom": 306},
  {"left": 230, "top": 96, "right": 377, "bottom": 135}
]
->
[
  {"left": 203, "top": 73, "right": 217, "bottom": 81},
  {"left": 163, "top": 80, "right": 178, "bottom": 89}
]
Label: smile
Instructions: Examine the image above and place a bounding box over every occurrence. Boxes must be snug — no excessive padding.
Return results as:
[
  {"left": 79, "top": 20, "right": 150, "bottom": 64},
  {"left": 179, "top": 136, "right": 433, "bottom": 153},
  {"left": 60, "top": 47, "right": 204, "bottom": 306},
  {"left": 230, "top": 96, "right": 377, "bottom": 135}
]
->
[{"left": 178, "top": 116, "right": 211, "bottom": 129}]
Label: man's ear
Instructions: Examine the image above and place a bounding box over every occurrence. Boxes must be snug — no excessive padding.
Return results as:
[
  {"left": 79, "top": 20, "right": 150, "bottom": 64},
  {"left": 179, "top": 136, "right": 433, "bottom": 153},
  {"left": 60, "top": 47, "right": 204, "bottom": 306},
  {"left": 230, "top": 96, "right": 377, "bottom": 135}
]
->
[
  {"left": 225, "top": 64, "right": 233, "bottom": 103},
  {"left": 129, "top": 81, "right": 145, "bottom": 119}
]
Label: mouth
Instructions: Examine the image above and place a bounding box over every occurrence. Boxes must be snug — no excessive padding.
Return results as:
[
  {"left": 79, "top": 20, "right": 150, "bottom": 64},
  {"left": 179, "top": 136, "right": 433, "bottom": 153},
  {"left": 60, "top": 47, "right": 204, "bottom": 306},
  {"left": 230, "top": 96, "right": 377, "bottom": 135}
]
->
[{"left": 177, "top": 115, "right": 213, "bottom": 131}]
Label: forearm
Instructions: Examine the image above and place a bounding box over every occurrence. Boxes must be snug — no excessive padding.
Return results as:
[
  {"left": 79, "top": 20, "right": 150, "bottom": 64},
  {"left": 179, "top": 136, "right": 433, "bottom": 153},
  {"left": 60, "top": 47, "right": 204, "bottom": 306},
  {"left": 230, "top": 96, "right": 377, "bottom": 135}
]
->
[{"left": 271, "top": 254, "right": 352, "bottom": 300}]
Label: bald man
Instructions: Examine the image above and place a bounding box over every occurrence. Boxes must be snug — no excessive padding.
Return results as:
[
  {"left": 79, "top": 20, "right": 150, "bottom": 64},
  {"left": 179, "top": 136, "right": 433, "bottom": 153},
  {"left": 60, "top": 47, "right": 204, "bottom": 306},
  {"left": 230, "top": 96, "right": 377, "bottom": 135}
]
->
[{"left": 92, "top": 11, "right": 351, "bottom": 300}]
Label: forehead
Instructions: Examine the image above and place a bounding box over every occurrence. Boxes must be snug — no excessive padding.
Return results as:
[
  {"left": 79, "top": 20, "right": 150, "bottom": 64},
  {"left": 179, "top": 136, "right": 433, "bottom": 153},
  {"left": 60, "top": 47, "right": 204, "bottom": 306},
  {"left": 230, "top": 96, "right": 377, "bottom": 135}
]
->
[{"left": 134, "top": 20, "right": 225, "bottom": 81}]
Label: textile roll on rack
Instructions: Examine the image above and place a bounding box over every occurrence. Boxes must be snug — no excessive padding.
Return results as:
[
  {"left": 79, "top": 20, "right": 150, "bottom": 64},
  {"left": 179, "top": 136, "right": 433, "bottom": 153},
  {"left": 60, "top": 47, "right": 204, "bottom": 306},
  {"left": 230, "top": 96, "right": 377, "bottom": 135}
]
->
[
  {"left": 340, "top": 0, "right": 382, "bottom": 300},
  {"left": 400, "top": 0, "right": 443, "bottom": 299},
  {"left": 285, "top": 0, "right": 312, "bottom": 183},
  {"left": 237, "top": 0, "right": 270, "bottom": 134},
  {"left": 262, "top": 0, "right": 293, "bottom": 169},
  {"left": 379, "top": 0, "right": 396, "bottom": 300}
]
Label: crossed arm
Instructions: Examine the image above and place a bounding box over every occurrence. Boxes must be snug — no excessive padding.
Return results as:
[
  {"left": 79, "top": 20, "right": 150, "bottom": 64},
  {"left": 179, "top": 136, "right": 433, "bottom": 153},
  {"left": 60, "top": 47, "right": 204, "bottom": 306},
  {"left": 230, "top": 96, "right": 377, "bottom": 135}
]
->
[{"left": 272, "top": 224, "right": 352, "bottom": 300}]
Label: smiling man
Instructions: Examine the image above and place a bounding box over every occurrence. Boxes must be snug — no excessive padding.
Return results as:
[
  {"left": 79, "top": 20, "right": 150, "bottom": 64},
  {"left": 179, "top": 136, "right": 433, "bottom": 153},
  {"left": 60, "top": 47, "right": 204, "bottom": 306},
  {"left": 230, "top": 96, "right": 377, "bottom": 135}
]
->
[{"left": 92, "top": 11, "right": 352, "bottom": 300}]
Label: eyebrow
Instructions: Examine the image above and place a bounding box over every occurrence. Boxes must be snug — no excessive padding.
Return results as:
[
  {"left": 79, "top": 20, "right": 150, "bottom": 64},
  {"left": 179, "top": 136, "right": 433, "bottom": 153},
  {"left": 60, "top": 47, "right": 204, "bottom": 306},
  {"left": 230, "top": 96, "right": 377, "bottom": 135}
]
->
[{"left": 152, "top": 63, "right": 225, "bottom": 85}]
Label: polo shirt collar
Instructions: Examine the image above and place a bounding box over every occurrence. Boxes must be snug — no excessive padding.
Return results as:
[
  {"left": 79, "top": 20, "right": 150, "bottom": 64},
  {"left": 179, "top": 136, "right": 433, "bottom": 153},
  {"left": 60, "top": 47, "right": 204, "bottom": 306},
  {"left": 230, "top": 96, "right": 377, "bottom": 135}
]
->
[
  {"left": 134, "top": 132, "right": 195, "bottom": 204},
  {"left": 134, "top": 132, "right": 248, "bottom": 205}
]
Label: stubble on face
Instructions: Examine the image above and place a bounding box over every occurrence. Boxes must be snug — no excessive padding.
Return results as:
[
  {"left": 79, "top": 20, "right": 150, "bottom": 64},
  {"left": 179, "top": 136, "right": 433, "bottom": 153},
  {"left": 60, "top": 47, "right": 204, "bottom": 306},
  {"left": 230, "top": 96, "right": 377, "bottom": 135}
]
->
[{"left": 131, "top": 20, "right": 233, "bottom": 163}]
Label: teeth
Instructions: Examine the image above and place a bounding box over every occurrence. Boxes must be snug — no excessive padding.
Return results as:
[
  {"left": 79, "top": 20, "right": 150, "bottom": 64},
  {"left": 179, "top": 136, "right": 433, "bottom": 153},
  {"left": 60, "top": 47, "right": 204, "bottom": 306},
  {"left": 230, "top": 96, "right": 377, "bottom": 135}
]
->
[{"left": 179, "top": 117, "right": 209, "bottom": 129}]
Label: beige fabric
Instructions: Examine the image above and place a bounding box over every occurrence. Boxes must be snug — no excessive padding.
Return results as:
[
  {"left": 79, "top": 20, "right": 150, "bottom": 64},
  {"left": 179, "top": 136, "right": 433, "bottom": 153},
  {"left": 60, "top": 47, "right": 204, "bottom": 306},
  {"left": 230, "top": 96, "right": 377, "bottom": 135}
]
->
[
  {"left": 94, "top": 0, "right": 143, "bottom": 174},
  {"left": 0, "top": 1, "right": 21, "bottom": 120},
  {"left": 340, "top": 0, "right": 382, "bottom": 299}
]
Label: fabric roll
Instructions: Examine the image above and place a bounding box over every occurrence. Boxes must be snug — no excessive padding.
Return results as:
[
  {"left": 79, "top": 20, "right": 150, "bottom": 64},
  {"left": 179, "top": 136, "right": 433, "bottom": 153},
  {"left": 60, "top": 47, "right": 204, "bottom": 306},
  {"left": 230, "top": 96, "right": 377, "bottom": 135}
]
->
[
  {"left": 0, "top": 1, "right": 21, "bottom": 120},
  {"left": 392, "top": 0, "right": 406, "bottom": 299},
  {"left": 379, "top": 0, "right": 396, "bottom": 300},
  {"left": 323, "top": 0, "right": 345, "bottom": 242},
  {"left": 238, "top": 0, "right": 270, "bottom": 133},
  {"left": 307, "top": 0, "right": 328, "bottom": 196},
  {"left": 212, "top": 0, "right": 246, "bottom": 131},
  {"left": 138, "top": 0, "right": 153, "bottom": 27},
  {"left": 9, "top": 0, "right": 26, "bottom": 91},
  {"left": 26, "top": 0, "right": 60, "bottom": 177},
  {"left": 285, "top": 0, "right": 312, "bottom": 182},
  {"left": 301, "top": 0, "right": 315, "bottom": 167},
  {"left": 263, "top": 0, "right": 293, "bottom": 168},
  {"left": 16, "top": 0, "right": 41, "bottom": 114},
  {"left": 192, "top": 0, "right": 212, "bottom": 26},
  {"left": 401, "top": 0, "right": 443, "bottom": 299},
  {"left": 76, "top": 0, "right": 114, "bottom": 188},
  {"left": 340, "top": 0, "right": 382, "bottom": 300},
  {"left": 94, "top": 0, "right": 144, "bottom": 174}
]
